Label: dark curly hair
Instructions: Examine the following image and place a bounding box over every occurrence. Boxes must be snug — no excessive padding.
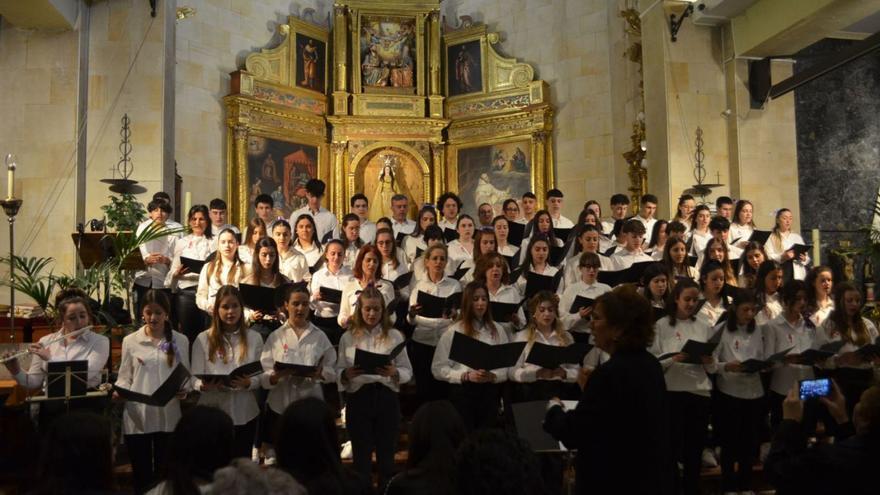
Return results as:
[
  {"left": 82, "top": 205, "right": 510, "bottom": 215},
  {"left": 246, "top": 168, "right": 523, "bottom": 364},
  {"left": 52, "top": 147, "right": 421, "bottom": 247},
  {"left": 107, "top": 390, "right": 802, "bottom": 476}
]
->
[
  {"left": 455, "top": 429, "right": 545, "bottom": 495},
  {"left": 595, "top": 284, "right": 655, "bottom": 351}
]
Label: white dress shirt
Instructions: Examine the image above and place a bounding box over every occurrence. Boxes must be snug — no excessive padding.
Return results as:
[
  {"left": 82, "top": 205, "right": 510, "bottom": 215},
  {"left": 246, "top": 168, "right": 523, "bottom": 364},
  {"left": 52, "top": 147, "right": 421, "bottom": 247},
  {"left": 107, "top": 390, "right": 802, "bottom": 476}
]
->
[
  {"left": 237, "top": 245, "right": 254, "bottom": 266},
  {"left": 729, "top": 223, "right": 754, "bottom": 244},
  {"left": 651, "top": 317, "right": 717, "bottom": 397},
  {"left": 815, "top": 317, "right": 879, "bottom": 370},
  {"left": 402, "top": 235, "right": 427, "bottom": 265},
  {"left": 446, "top": 239, "right": 474, "bottom": 265},
  {"left": 551, "top": 214, "right": 574, "bottom": 229},
  {"left": 292, "top": 239, "right": 323, "bottom": 269},
  {"left": 431, "top": 321, "right": 509, "bottom": 384},
  {"left": 764, "top": 232, "right": 811, "bottom": 280},
  {"left": 608, "top": 248, "right": 653, "bottom": 272},
  {"left": 635, "top": 216, "right": 657, "bottom": 246},
  {"left": 391, "top": 218, "right": 416, "bottom": 238},
  {"left": 191, "top": 329, "right": 263, "bottom": 425},
  {"left": 116, "top": 327, "right": 191, "bottom": 435},
  {"left": 763, "top": 314, "right": 815, "bottom": 395},
  {"left": 260, "top": 322, "right": 337, "bottom": 415},
  {"left": 196, "top": 260, "right": 244, "bottom": 312},
  {"left": 437, "top": 217, "right": 458, "bottom": 233},
  {"left": 408, "top": 277, "right": 462, "bottom": 346},
  {"left": 14, "top": 328, "right": 110, "bottom": 390},
  {"left": 755, "top": 292, "right": 783, "bottom": 326},
  {"left": 713, "top": 324, "right": 766, "bottom": 399},
  {"left": 560, "top": 254, "right": 612, "bottom": 293},
  {"left": 558, "top": 280, "right": 612, "bottom": 334},
  {"left": 809, "top": 300, "right": 834, "bottom": 328},
  {"left": 509, "top": 330, "right": 578, "bottom": 383},
  {"left": 278, "top": 249, "right": 309, "bottom": 283},
  {"left": 697, "top": 298, "right": 728, "bottom": 327},
  {"left": 165, "top": 234, "right": 214, "bottom": 291},
  {"left": 336, "top": 326, "right": 412, "bottom": 393},
  {"left": 337, "top": 278, "right": 396, "bottom": 328},
  {"left": 309, "top": 266, "right": 353, "bottom": 318},
  {"left": 135, "top": 220, "right": 176, "bottom": 288},
  {"left": 290, "top": 206, "right": 338, "bottom": 242},
  {"left": 689, "top": 229, "right": 712, "bottom": 257}
]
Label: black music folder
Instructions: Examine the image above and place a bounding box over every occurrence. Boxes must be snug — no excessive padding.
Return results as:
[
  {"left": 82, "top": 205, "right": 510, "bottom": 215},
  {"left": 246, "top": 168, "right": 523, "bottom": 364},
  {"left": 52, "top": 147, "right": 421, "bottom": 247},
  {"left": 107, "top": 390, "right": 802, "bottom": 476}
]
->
[
  {"left": 512, "top": 401, "right": 567, "bottom": 452},
  {"left": 548, "top": 245, "right": 567, "bottom": 267},
  {"left": 318, "top": 286, "right": 343, "bottom": 304},
  {"left": 739, "top": 347, "right": 794, "bottom": 373},
  {"left": 525, "top": 342, "right": 592, "bottom": 369},
  {"left": 273, "top": 361, "right": 319, "bottom": 377},
  {"left": 416, "top": 291, "right": 462, "bottom": 318},
  {"left": 114, "top": 364, "right": 191, "bottom": 406},
  {"left": 597, "top": 261, "right": 654, "bottom": 286},
  {"left": 503, "top": 253, "right": 521, "bottom": 272},
  {"left": 179, "top": 256, "right": 206, "bottom": 274},
  {"left": 789, "top": 244, "right": 812, "bottom": 257},
  {"left": 450, "top": 262, "right": 471, "bottom": 281},
  {"left": 392, "top": 271, "right": 414, "bottom": 290},
  {"left": 797, "top": 341, "right": 846, "bottom": 365},
  {"left": 568, "top": 296, "right": 595, "bottom": 314},
  {"left": 46, "top": 360, "right": 88, "bottom": 399},
  {"left": 749, "top": 230, "right": 772, "bottom": 245},
  {"left": 239, "top": 283, "right": 280, "bottom": 314},
  {"left": 353, "top": 341, "right": 408, "bottom": 374},
  {"left": 490, "top": 301, "right": 521, "bottom": 323},
  {"left": 658, "top": 329, "right": 722, "bottom": 364},
  {"left": 553, "top": 227, "right": 573, "bottom": 242},
  {"left": 508, "top": 222, "right": 526, "bottom": 248},
  {"left": 443, "top": 228, "right": 459, "bottom": 243},
  {"left": 448, "top": 331, "right": 526, "bottom": 370},
  {"left": 524, "top": 270, "right": 564, "bottom": 299},
  {"left": 396, "top": 231, "right": 407, "bottom": 245},
  {"left": 195, "top": 361, "right": 263, "bottom": 387}
]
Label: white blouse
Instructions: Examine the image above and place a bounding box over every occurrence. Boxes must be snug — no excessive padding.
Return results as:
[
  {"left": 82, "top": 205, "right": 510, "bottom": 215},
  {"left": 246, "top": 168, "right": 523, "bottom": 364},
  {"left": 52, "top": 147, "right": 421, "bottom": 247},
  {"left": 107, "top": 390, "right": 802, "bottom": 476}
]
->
[
  {"left": 402, "top": 235, "right": 427, "bottom": 265},
  {"left": 431, "top": 321, "right": 510, "bottom": 384},
  {"left": 278, "top": 249, "right": 310, "bottom": 283},
  {"left": 115, "top": 327, "right": 191, "bottom": 435},
  {"left": 446, "top": 239, "right": 475, "bottom": 265},
  {"left": 292, "top": 239, "right": 323, "bottom": 270},
  {"left": 335, "top": 325, "right": 413, "bottom": 393},
  {"left": 713, "top": 324, "right": 766, "bottom": 400},
  {"left": 14, "top": 329, "right": 110, "bottom": 390},
  {"left": 815, "top": 317, "right": 879, "bottom": 370},
  {"left": 755, "top": 292, "right": 783, "bottom": 326},
  {"left": 762, "top": 314, "right": 815, "bottom": 395},
  {"left": 237, "top": 245, "right": 254, "bottom": 266},
  {"left": 196, "top": 260, "right": 244, "bottom": 312},
  {"left": 729, "top": 223, "right": 754, "bottom": 244},
  {"left": 260, "top": 322, "right": 337, "bottom": 415},
  {"left": 336, "top": 278, "right": 396, "bottom": 328},
  {"left": 408, "top": 277, "right": 462, "bottom": 346},
  {"left": 166, "top": 234, "right": 214, "bottom": 291},
  {"left": 309, "top": 265, "right": 353, "bottom": 318},
  {"left": 650, "top": 317, "right": 717, "bottom": 396},
  {"left": 191, "top": 329, "right": 263, "bottom": 425},
  {"left": 558, "top": 280, "right": 612, "bottom": 334},
  {"left": 764, "top": 232, "right": 810, "bottom": 280}
]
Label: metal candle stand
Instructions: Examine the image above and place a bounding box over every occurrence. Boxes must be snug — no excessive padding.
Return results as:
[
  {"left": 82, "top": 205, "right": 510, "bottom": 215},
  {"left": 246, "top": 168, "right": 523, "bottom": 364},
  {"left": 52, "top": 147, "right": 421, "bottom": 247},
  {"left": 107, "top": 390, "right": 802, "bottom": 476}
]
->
[{"left": 1, "top": 197, "right": 22, "bottom": 343}]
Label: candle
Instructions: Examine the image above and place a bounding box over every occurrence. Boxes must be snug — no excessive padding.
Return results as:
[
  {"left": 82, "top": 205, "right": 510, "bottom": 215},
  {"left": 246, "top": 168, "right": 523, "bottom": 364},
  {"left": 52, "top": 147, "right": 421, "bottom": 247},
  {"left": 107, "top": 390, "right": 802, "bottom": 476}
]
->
[
  {"left": 812, "top": 228, "right": 821, "bottom": 265},
  {"left": 5, "top": 154, "right": 15, "bottom": 200},
  {"left": 184, "top": 191, "right": 191, "bottom": 218}
]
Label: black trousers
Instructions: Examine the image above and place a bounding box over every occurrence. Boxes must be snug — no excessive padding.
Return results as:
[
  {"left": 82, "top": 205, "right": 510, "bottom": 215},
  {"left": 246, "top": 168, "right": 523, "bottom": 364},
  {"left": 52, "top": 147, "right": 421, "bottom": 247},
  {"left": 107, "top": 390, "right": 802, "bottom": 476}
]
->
[
  {"left": 233, "top": 417, "right": 259, "bottom": 460},
  {"left": 174, "top": 288, "right": 208, "bottom": 348},
  {"left": 668, "top": 391, "right": 710, "bottom": 495},
  {"left": 449, "top": 382, "right": 501, "bottom": 431},
  {"left": 768, "top": 390, "right": 819, "bottom": 436},
  {"left": 717, "top": 391, "right": 763, "bottom": 492},
  {"left": 345, "top": 383, "right": 401, "bottom": 490},
  {"left": 125, "top": 432, "right": 171, "bottom": 494},
  {"left": 409, "top": 340, "right": 448, "bottom": 404}
]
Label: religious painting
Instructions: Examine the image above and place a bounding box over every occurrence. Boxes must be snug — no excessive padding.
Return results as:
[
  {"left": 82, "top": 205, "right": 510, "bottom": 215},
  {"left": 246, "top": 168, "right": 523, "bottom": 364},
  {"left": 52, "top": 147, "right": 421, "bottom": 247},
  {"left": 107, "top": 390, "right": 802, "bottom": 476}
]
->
[
  {"left": 295, "top": 33, "right": 326, "bottom": 94},
  {"left": 359, "top": 15, "right": 417, "bottom": 93},
  {"left": 456, "top": 141, "right": 531, "bottom": 217},
  {"left": 447, "top": 40, "right": 483, "bottom": 97},
  {"left": 246, "top": 135, "right": 318, "bottom": 220},
  {"left": 356, "top": 148, "right": 424, "bottom": 222}
]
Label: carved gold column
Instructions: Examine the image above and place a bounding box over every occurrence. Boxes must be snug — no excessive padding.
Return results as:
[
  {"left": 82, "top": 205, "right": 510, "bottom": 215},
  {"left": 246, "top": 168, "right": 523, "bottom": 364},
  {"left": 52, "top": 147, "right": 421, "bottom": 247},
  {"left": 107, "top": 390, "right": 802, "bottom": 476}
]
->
[
  {"left": 232, "top": 124, "right": 250, "bottom": 227},
  {"left": 331, "top": 141, "right": 347, "bottom": 217},
  {"left": 427, "top": 9, "right": 444, "bottom": 118},
  {"left": 431, "top": 142, "right": 445, "bottom": 199},
  {"left": 332, "top": 4, "right": 349, "bottom": 115},
  {"left": 531, "top": 131, "right": 548, "bottom": 205}
]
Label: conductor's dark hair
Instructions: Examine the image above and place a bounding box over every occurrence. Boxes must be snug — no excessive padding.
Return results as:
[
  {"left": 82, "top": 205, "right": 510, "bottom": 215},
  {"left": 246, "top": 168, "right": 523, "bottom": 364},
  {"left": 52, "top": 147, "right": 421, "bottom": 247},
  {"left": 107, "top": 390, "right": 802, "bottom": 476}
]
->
[
  {"left": 37, "top": 411, "right": 114, "bottom": 494},
  {"left": 166, "top": 406, "right": 235, "bottom": 495},
  {"left": 255, "top": 193, "right": 274, "bottom": 208},
  {"left": 455, "top": 429, "right": 545, "bottom": 495},
  {"left": 276, "top": 398, "right": 345, "bottom": 493},
  {"left": 596, "top": 284, "right": 656, "bottom": 351}
]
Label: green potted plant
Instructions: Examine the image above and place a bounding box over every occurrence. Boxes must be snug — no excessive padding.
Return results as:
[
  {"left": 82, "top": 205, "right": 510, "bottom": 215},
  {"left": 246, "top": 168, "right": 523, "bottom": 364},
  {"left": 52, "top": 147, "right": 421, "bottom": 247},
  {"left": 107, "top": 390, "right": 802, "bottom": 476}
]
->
[{"left": 100, "top": 192, "right": 146, "bottom": 231}]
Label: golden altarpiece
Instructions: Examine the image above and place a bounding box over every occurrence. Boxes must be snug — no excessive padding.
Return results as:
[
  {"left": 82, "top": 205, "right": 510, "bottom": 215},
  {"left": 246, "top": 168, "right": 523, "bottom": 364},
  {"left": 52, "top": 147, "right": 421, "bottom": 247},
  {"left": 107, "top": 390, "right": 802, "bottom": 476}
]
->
[{"left": 224, "top": 0, "right": 554, "bottom": 225}]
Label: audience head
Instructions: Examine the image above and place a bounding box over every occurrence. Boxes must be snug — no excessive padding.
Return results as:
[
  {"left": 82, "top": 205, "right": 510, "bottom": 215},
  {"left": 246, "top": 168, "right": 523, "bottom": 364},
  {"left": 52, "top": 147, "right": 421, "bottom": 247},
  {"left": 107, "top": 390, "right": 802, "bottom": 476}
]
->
[
  {"left": 854, "top": 385, "right": 880, "bottom": 436},
  {"left": 165, "top": 406, "right": 235, "bottom": 495},
  {"left": 407, "top": 400, "right": 466, "bottom": 479},
  {"left": 276, "top": 398, "right": 342, "bottom": 488},
  {"left": 211, "top": 459, "right": 306, "bottom": 495},
  {"left": 593, "top": 284, "right": 654, "bottom": 353},
  {"left": 455, "top": 429, "right": 545, "bottom": 495},
  {"left": 37, "top": 411, "right": 114, "bottom": 494}
]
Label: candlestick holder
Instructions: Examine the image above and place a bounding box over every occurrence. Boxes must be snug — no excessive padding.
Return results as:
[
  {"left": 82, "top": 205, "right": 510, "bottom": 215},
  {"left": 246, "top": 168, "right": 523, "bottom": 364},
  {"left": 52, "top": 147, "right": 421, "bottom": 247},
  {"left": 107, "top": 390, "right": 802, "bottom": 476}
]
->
[{"left": 1, "top": 197, "right": 22, "bottom": 343}]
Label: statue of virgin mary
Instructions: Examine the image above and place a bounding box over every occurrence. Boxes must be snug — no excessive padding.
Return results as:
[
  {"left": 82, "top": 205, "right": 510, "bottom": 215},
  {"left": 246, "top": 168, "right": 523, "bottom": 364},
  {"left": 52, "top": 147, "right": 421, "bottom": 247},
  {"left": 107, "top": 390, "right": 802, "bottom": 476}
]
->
[{"left": 369, "top": 154, "right": 403, "bottom": 221}]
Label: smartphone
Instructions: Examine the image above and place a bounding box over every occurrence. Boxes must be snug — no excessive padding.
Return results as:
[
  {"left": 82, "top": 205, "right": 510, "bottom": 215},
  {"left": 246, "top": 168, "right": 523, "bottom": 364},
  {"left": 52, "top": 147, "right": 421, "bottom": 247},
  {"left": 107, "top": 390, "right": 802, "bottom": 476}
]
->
[{"left": 799, "top": 378, "right": 831, "bottom": 400}]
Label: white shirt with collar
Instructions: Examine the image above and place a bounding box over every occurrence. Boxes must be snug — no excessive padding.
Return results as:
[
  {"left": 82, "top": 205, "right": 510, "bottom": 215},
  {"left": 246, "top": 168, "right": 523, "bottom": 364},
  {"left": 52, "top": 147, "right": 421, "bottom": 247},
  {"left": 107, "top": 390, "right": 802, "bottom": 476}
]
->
[
  {"left": 729, "top": 223, "right": 754, "bottom": 244},
  {"left": 290, "top": 206, "right": 338, "bottom": 242},
  {"left": 391, "top": 218, "right": 416, "bottom": 238},
  {"left": 560, "top": 254, "right": 612, "bottom": 293},
  {"left": 196, "top": 260, "right": 244, "bottom": 312},
  {"left": 509, "top": 329, "right": 579, "bottom": 383},
  {"left": 809, "top": 301, "right": 834, "bottom": 328},
  {"left": 135, "top": 220, "right": 176, "bottom": 288},
  {"left": 382, "top": 258, "right": 412, "bottom": 301},
  {"left": 165, "top": 234, "right": 214, "bottom": 291},
  {"left": 115, "top": 327, "right": 191, "bottom": 435},
  {"left": 408, "top": 276, "right": 462, "bottom": 346},
  {"left": 437, "top": 217, "right": 458, "bottom": 233},
  {"left": 260, "top": 321, "right": 337, "bottom": 415},
  {"left": 342, "top": 243, "right": 361, "bottom": 270},
  {"left": 446, "top": 239, "right": 474, "bottom": 265},
  {"left": 763, "top": 314, "right": 816, "bottom": 395},
  {"left": 609, "top": 248, "right": 653, "bottom": 272},
  {"left": 402, "top": 235, "right": 427, "bottom": 265},
  {"left": 238, "top": 245, "right": 254, "bottom": 266},
  {"left": 358, "top": 219, "right": 377, "bottom": 244},
  {"left": 713, "top": 323, "right": 766, "bottom": 400},
  {"left": 487, "top": 283, "right": 526, "bottom": 339},
  {"left": 278, "top": 249, "right": 309, "bottom": 283},
  {"left": 292, "top": 239, "right": 323, "bottom": 269},
  {"left": 650, "top": 317, "right": 717, "bottom": 397},
  {"left": 191, "top": 328, "right": 263, "bottom": 425},
  {"left": 689, "top": 229, "right": 712, "bottom": 257},
  {"left": 558, "top": 280, "right": 612, "bottom": 333},
  {"left": 755, "top": 292, "right": 783, "bottom": 326},
  {"left": 764, "top": 232, "right": 811, "bottom": 280},
  {"left": 336, "top": 325, "right": 413, "bottom": 393},
  {"left": 431, "top": 321, "right": 509, "bottom": 384},
  {"left": 697, "top": 298, "right": 728, "bottom": 328},
  {"left": 815, "top": 317, "right": 879, "bottom": 371},
  {"left": 337, "top": 278, "right": 396, "bottom": 328},
  {"left": 15, "top": 328, "right": 110, "bottom": 390},
  {"left": 309, "top": 265, "right": 353, "bottom": 318},
  {"left": 550, "top": 214, "right": 574, "bottom": 229}
]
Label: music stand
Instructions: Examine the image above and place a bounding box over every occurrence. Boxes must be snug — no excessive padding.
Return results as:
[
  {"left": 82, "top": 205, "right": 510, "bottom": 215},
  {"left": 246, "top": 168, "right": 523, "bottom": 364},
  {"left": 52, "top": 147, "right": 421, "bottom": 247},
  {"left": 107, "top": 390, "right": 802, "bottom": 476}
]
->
[
  {"left": 511, "top": 400, "right": 579, "bottom": 495},
  {"left": 28, "top": 360, "right": 109, "bottom": 413},
  {"left": 71, "top": 232, "right": 145, "bottom": 270}
]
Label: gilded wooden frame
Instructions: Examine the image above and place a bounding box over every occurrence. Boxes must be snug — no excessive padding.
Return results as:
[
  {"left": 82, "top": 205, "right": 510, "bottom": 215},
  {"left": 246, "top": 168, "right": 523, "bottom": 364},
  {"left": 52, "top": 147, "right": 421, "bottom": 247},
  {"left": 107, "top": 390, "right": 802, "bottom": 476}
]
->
[
  {"left": 443, "top": 32, "right": 487, "bottom": 98},
  {"left": 289, "top": 17, "right": 330, "bottom": 97}
]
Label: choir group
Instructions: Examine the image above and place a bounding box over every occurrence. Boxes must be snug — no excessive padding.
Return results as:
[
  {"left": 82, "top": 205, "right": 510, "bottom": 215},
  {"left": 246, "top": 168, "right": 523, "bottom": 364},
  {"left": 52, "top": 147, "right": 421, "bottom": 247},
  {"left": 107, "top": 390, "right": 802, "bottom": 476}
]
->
[{"left": 5, "top": 178, "right": 880, "bottom": 495}]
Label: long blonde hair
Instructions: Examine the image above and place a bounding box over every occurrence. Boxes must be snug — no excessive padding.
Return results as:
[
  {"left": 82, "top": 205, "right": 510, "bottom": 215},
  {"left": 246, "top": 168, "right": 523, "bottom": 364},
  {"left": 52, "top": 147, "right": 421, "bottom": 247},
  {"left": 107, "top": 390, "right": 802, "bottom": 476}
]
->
[
  {"left": 207, "top": 285, "right": 249, "bottom": 364},
  {"left": 349, "top": 286, "right": 392, "bottom": 344},
  {"left": 524, "top": 291, "right": 571, "bottom": 346}
]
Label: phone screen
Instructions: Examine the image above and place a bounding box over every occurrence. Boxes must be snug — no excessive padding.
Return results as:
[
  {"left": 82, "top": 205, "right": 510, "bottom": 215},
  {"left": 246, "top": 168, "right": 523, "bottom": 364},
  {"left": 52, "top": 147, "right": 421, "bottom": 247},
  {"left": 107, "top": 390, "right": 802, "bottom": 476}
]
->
[{"left": 799, "top": 378, "right": 831, "bottom": 400}]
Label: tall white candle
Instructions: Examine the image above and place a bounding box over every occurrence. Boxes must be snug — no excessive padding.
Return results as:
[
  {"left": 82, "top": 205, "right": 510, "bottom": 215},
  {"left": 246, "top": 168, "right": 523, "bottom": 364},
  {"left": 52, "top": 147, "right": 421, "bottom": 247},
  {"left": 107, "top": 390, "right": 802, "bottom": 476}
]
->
[
  {"left": 184, "top": 191, "right": 192, "bottom": 218},
  {"left": 6, "top": 167, "right": 12, "bottom": 200},
  {"left": 811, "top": 229, "right": 821, "bottom": 265}
]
